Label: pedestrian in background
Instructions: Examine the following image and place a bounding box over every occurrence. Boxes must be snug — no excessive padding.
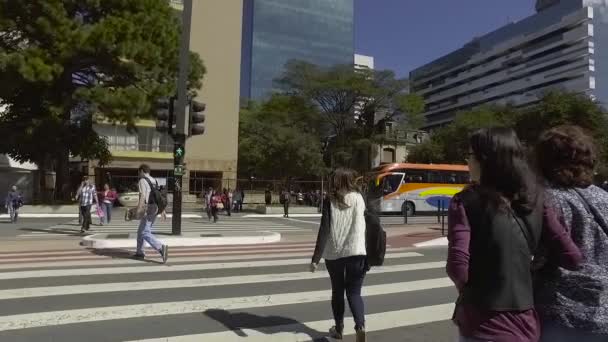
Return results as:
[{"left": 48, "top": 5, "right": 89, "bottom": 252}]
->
[
  {"left": 311, "top": 168, "right": 368, "bottom": 342},
  {"left": 100, "top": 183, "right": 117, "bottom": 225},
  {"left": 204, "top": 187, "right": 213, "bottom": 221},
  {"left": 76, "top": 177, "right": 98, "bottom": 233},
  {"left": 446, "top": 127, "right": 582, "bottom": 342},
  {"left": 233, "top": 188, "right": 242, "bottom": 213},
  {"left": 534, "top": 126, "right": 608, "bottom": 341},
  {"left": 264, "top": 187, "right": 272, "bottom": 206},
  {"left": 134, "top": 164, "right": 168, "bottom": 263},
  {"left": 280, "top": 188, "right": 290, "bottom": 218},
  {"left": 210, "top": 189, "right": 222, "bottom": 223},
  {"left": 4, "top": 185, "right": 23, "bottom": 223}
]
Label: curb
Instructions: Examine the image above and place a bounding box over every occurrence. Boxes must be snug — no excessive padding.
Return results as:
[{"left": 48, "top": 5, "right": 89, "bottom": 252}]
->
[
  {"left": 0, "top": 214, "right": 204, "bottom": 219},
  {"left": 244, "top": 214, "right": 322, "bottom": 218},
  {"left": 80, "top": 231, "right": 281, "bottom": 249}
]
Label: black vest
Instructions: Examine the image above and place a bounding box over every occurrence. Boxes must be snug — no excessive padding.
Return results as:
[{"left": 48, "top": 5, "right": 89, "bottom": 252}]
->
[{"left": 459, "top": 187, "right": 542, "bottom": 311}]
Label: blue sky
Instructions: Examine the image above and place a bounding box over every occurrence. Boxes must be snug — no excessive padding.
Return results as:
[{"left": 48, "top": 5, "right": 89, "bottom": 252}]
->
[{"left": 355, "top": 0, "right": 536, "bottom": 77}]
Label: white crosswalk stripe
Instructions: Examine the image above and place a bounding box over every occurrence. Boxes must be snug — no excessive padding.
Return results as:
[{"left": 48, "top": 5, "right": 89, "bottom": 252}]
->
[
  {"left": 16, "top": 218, "right": 309, "bottom": 239},
  {"left": 0, "top": 243, "right": 457, "bottom": 341}
]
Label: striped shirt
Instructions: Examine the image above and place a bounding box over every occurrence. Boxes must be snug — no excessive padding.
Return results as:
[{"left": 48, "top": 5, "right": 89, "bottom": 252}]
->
[{"left": 78, "top": 185, "right": 97, "bottom": 206}]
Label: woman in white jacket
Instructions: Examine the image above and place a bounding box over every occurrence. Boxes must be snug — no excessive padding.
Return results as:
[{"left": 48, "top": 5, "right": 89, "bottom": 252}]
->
[{"left": 311, "top": 168, "right": 367, "bottom": 342}]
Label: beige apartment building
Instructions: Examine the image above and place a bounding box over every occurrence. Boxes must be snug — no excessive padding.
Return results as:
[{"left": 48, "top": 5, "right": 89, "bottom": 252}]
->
[{"left": 86, "top": 0, "right": 242, "bottom": 194}]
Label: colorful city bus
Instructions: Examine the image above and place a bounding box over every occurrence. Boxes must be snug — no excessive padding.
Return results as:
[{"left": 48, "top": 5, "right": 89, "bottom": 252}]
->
[{"left": 367, "top": 163, "right": 470, "bottom": 215}]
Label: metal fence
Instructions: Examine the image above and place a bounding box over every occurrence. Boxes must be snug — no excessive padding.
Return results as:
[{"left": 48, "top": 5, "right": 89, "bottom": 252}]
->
[{"left": 97, "top": 176, "right": 326, "bottom": 205}]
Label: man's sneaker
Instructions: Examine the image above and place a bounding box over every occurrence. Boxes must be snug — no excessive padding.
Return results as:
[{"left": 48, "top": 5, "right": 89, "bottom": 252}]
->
[
  {"left": 133, "top": 252, "right": 145, "bottom": 259},
  {"left": 355, "top": 328, "right": 366, "bottom": 342},
  {"left": 160, "top": 245, "right": 169, "bottom": 264},
  {"left": 328, "top": 326, "right": 343, "bottom": 340}
]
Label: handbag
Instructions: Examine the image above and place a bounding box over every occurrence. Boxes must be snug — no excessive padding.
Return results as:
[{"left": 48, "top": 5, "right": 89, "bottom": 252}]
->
[{"left": 96, "top": 206, "right": 105, "bottom": 218}]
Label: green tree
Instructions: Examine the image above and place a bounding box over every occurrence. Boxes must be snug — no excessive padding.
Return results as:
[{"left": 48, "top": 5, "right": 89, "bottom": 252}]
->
[
  {"left": 238, "top": 95, "right": 325, "bottom": 180},
  {"left": 276, "top": 60, "right": 412, "bottom": 171},
  {"left": 0, "top": 0, "right": 205, "bottom": 199},
  {"left": 408, "top": 91, "right": 608, "bottom": 171}
]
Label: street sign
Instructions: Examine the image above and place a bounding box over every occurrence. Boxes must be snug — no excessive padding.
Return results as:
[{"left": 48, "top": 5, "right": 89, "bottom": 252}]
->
[
  {"left": 174, "top": 164, "right": 185, "bottom": 176},
  {"left": 175, "top": 147, "right": 184, "bottom": 157}
]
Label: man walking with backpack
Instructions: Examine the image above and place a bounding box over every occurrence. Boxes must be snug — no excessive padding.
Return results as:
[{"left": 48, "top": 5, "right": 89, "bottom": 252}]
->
[{"left": 134, "top": 164, "right": 169, "bottom": 263}]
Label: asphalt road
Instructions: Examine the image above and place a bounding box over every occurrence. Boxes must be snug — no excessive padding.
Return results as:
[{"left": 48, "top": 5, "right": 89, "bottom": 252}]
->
[{"left": 0, "top": 242, "right": 457, "bottom": 341}]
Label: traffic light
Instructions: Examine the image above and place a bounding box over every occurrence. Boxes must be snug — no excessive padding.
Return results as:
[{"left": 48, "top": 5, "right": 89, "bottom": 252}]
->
[
  {"left": 155, "top": 97, "right": 175, "bottom": 134},
  {"left": 188, "top": 99, "right": 206, "bottom": 136}
]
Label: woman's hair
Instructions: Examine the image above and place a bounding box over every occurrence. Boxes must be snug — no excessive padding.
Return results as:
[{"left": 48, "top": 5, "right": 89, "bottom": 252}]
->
[
  {"left": 329, "top": 168, "right": 360, "bottom": 210},
  {"left": 470, "top": 127, "right": 539, "bottom": 215},
  {"left": 536, "top": 125, "right": 597, "bottom": 188}
]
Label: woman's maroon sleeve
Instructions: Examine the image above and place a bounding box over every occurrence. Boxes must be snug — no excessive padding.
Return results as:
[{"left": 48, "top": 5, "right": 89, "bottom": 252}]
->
[
  {"left": 446, "top": 196, "right": 471, "bottom": 292},
  {"left": 541, "top": 203, "right": 583, "bottom": 270}
]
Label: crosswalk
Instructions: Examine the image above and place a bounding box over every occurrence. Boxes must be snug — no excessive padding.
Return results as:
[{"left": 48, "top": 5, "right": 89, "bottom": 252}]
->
[
  {"left": 16, "top": 217, "right": 309, "bottom": 239},
  {"left": 0, "top": 242, "right": 458, "bottom": 341}
]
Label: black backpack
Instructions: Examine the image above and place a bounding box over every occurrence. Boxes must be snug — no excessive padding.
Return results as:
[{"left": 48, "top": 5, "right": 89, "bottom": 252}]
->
[
  {"left": 143, "top": 177, "right": 168, "bottom": 213},
  {"left": 365, "top": 210, "right": 387, "bottom": 267}
]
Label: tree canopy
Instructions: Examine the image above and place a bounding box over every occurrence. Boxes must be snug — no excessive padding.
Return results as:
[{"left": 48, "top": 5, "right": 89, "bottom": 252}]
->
[
  {"left": 238, "top": 94, "right": 325, "bottom": 180},
  {"left": 275, "top": 60, "right": 423, "bottom": 171},
  {"left": 0, "top": 0, "right": 205, "bottom": 196},
  {"left": 408, "top": 91, "right": 608, "bottom": 177}
]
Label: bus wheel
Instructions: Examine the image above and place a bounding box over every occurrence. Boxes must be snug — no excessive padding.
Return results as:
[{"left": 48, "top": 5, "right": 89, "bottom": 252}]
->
[{"left": 403, "top": 202, "right": 415, "bottom": 217}]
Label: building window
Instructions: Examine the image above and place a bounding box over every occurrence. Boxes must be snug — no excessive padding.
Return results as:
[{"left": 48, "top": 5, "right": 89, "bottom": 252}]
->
[{"left": 382, "top": 148, "right": 396, "bottom": 164}]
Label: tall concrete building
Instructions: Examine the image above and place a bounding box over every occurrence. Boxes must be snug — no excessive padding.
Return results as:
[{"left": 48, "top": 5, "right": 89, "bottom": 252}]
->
[
  {"left": 410, "top": 0, "right": 608, "bottom": 129},
  {"left": 91, "top": 0, "right": 243, "bottom": 194},
  {"left": 240, "top": 0, "right": 355, "bottom": 101}
]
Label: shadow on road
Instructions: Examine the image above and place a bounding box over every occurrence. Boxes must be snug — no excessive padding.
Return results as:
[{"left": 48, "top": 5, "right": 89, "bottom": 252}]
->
[
  {"left": 87, "top": 248, "right": 163, "bottom": 264},
  {"left": 18, "top": 227, "right": 83, "bottom": 236},
  {"left": 204, "top": 309, "right": 329, "bottom": 341}
]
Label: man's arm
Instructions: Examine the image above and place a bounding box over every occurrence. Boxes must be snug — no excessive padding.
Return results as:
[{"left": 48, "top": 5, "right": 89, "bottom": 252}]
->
[{"left": 137, "top": 179, "right": 146, "bottom": 213}]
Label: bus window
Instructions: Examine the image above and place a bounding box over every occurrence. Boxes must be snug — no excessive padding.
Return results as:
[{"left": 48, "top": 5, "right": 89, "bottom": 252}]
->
[
  {"left": 428, "top": 171, "right": 443, "bottom": 183},
  {"left": 456, "top": 172, "right": 471, "bottom": 184},
  {"left": 382, "top": 174, "right": 404, "bottom": 194},
  {"left": 405, "top": 170, "right": 427, "bottom": 183}
]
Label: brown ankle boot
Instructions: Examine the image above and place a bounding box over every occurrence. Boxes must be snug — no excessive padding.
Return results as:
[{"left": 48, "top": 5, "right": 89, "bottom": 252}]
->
[{"left": 355, "top": 327, "right": 366, "bottom": 342}]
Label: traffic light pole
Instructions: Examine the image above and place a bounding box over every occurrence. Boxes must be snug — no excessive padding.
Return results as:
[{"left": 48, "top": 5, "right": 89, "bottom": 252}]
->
[
  {"left": 172, "top": 136, "right": 186, "bottom": 235},
  {"left": 171, "top": 0, "right": 193, "bottom": 236}
]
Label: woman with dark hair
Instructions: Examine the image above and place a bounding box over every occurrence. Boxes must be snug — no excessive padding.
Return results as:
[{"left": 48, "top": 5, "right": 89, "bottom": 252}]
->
[
  {"left": 534, "top": 125, "right": 608, "bottom": 341},
  {"left": 311, "top": 168, "right": 367, "bottom": 342},
  {"left": 447, "top": 127, "right": 582, "bottom": 342}
]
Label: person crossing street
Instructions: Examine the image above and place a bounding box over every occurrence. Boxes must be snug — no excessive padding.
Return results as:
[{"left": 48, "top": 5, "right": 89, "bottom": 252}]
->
[{"left": 134, "top": 164, "right": 169, "bottom": 264}]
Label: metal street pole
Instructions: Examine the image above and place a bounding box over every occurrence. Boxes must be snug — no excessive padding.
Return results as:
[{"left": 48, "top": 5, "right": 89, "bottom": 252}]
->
[{"left": 172, "top": 0, "right": 193, "bottom": 236}]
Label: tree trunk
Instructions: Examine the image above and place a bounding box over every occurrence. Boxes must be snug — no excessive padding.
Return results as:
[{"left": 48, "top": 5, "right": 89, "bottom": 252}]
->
[{"left": 55, "top": 151, "right": 71, "bottom": 201}]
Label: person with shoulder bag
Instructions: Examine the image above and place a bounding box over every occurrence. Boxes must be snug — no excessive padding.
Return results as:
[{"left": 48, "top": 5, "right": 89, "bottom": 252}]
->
[
  {"left": 534, "top": 126, "right": 608, "bottom": 341},
  {"left": 446, "top": 127, "right": 582, "bottom": 342},
  {"left": 134, "top": 164, "right": 169, "bottom": 264},
  {"left": 311, "top": 168, "right": 368, "bottom": 342}
]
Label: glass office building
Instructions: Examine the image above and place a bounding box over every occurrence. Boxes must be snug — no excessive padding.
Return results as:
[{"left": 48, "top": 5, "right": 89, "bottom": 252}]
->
[
  {"left": 241, "top": 0, "right": 354, "bottom": 101},
  {"left": 411, "top": 0, "right": 608, "bottom": 128}
]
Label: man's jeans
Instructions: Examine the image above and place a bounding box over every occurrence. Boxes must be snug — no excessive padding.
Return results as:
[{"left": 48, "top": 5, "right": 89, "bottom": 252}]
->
[
  {"left": 7, "top": 204, "right": 17, "bottom": 223},
  {"left": 101, "top": 202, "right": 112, "bottom": 224},
  {"left": 80, "top": 205, "right": 92, "bottom": 230},
  {"left": 136, "top": 204, "right": 163, "bottom": 255}
]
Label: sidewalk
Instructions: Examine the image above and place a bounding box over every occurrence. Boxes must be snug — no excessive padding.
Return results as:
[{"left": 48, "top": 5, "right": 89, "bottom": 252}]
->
[{"left": 81, "top": 231, "right": 281, "bottom": 249}]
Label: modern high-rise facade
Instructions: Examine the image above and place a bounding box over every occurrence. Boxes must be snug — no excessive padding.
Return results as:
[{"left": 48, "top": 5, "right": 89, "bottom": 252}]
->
[
  {"left": 240, "top": 0, "right": 355, "bottom": 101},
  {"left": 410, "top": 0, "right": 608, "bottom": 129}
]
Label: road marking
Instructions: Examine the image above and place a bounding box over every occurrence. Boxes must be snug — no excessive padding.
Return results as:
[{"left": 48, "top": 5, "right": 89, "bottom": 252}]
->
[
  {"left": 0, "top": 278, "right": 452, "bottom": 331},
  {"left": 286, "top": 218, "right": 320, "bottom": 225},
  {"left": 0, "top": 243, "right": 319, "bottom": 258},
  {"left": 0, "top": 252, "right": 423, "bottom": 279},
  {"left": 130, "top": 303, "right": 455, "bottom": 341},
  {"left": 0, "top": 262, "right": 445, "bottom": 299},
  {"left": 0, "top": 247, "right": 320, "bottom": 263},
  {"left": 0, "top": 247, "right": 417, "bottom": 268}
]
